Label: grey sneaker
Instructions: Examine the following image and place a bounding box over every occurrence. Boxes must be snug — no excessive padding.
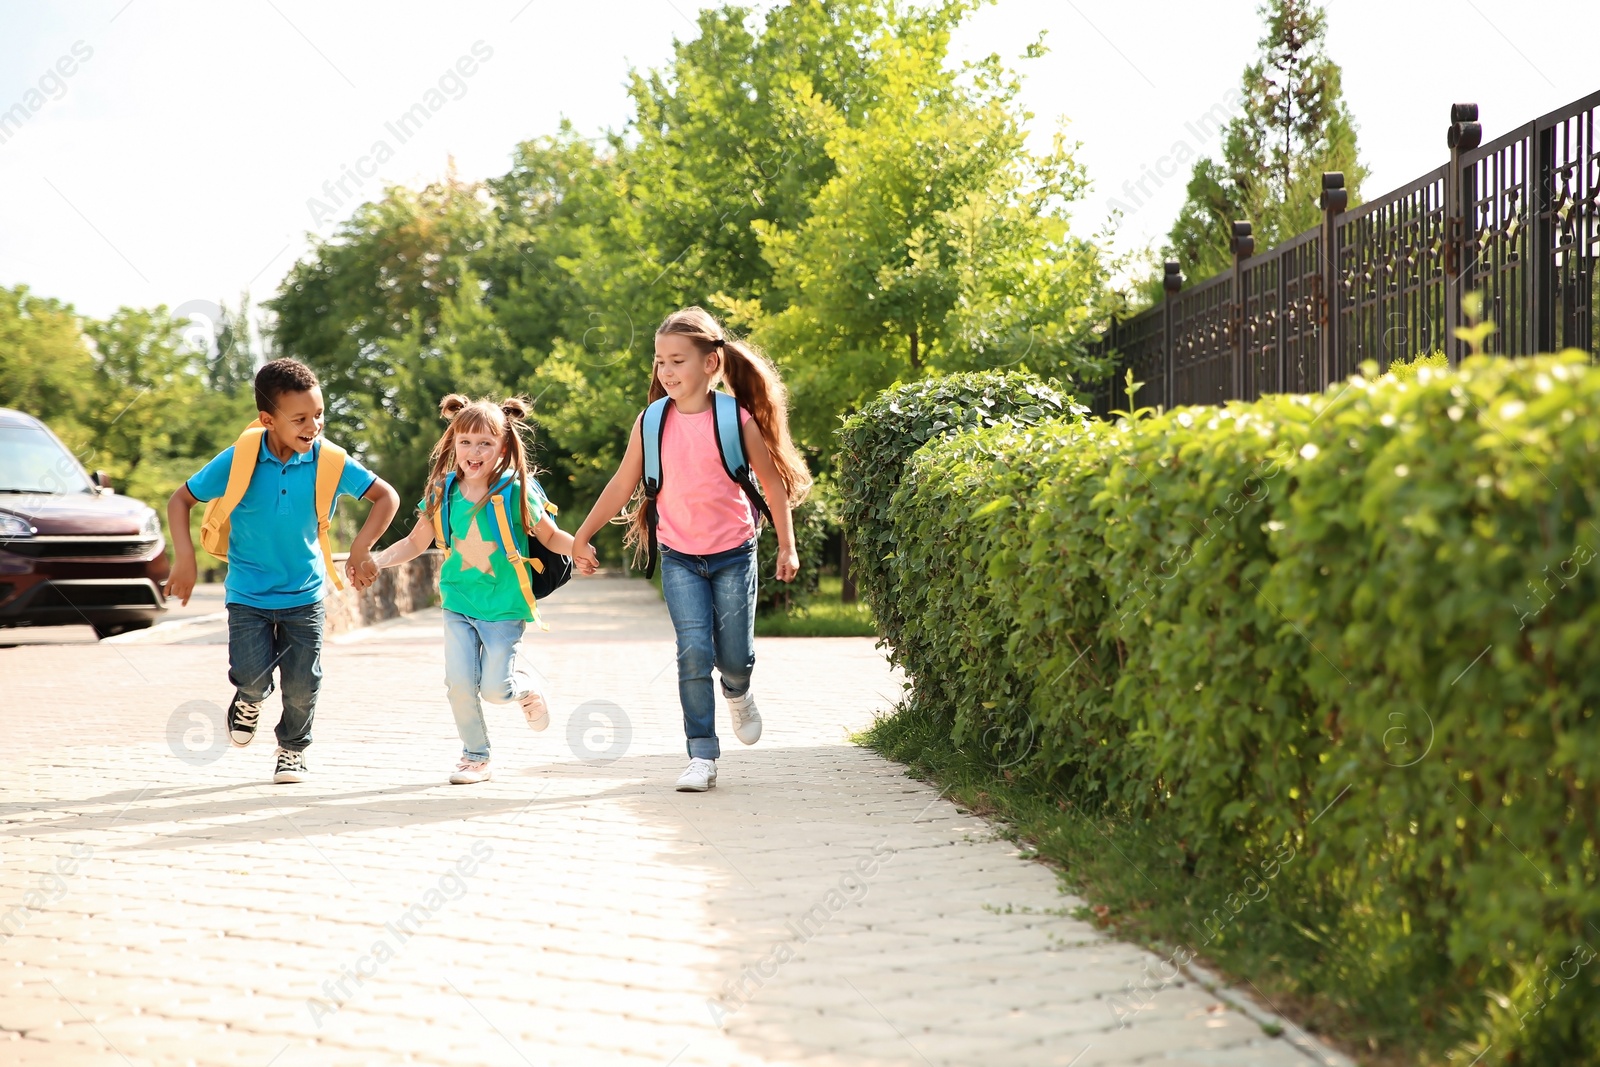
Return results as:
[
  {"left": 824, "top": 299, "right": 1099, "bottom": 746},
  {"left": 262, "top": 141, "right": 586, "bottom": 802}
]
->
[
  {"left": 449, "top": 757, "right": 492, "bottom": 785},
  {"left": 675, "top": 757, "right": 717, "bottom": 792},
  {"left": 273, "top": 748, "right": 308, "bottom": 784},
  {"left": 229, "top": 698, "right": 263, "bottom": 747},
  {"left": 727, "top": 690, "right": 761, "bottom": 745}
]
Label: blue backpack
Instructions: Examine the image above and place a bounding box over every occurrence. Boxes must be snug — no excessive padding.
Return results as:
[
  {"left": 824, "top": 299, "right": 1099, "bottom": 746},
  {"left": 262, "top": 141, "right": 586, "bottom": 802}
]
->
[{"left": 640, "top": 392, "right": 774, "bottom": 578}]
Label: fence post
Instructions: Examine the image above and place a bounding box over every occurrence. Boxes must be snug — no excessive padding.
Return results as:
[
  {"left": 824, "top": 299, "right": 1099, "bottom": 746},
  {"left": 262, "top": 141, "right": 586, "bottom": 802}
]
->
[
  {"left": 1445, "top": 103, "right": 1482, "bottom": 368},
  {"left": 1162, "top": 260, "right": 1182, "bottom": 408},
  {"left": 1318, "top": 173, "right": 1347, "bottom": 389},
  {"left": 1230, "top": 221, "right": 1255, "bottom": 400}
]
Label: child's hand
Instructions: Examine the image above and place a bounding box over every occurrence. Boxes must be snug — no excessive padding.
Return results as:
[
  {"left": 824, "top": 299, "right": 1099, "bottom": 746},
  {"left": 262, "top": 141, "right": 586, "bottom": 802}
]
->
[
  {"left": 166, "top": 556, "right": 196, "bottom": 606},
  {"left": 346, "top": 551, "right": 380, "bottom": 590},
  {"left": 775, "top": 542, "right": 799, "bottom": 583},
  {"left": 573, "top": 540, "right": 599, "bottom": 576}
]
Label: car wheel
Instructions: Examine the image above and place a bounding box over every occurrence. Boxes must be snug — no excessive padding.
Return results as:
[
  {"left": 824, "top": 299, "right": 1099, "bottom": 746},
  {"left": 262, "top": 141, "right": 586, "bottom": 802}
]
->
[{"left": 94, "top": 621, "right": 153, "bottom": 640}]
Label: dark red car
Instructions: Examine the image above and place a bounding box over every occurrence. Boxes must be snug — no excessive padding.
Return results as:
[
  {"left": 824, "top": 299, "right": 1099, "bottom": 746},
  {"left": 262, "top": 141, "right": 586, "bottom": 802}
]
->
[{"left": 0, "top": 408, "right": 169, "bottom": 639}]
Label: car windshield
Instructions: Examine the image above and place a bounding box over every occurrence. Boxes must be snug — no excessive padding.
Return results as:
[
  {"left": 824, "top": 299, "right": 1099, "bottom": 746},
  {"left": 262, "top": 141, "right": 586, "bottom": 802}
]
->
[{"left": 0, "top": 424, "right": 95, "bottom": 494}]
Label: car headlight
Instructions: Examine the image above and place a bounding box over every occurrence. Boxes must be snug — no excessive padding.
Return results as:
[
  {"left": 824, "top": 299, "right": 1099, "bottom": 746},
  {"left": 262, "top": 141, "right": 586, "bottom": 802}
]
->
[
  {"left": 140, "top": 511, "right": 162, "bottom": 540},
  {"left": 0, "top": 513, "right": 36, "bottom": 539}
]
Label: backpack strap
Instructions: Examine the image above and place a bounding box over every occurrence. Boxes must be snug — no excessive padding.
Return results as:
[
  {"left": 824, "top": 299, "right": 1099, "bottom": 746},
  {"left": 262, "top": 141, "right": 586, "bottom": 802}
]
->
[
  {"left": 639, "top": 398, "right": 671, "bottom": 579},
  {"left": 433, "top": 473, "right": 458, "bottom": 552},
  {"left": 712, "top": 391, "right": 775, "bottom": 530},
  {"left": 313, "top": 440, "right": 347, "bottom": 592},
  {"left": 488, "top": 485, "right": 542, "bottom": 625},
  {"left": 198, "top": 422, "right": 266, "bottom": 560}
]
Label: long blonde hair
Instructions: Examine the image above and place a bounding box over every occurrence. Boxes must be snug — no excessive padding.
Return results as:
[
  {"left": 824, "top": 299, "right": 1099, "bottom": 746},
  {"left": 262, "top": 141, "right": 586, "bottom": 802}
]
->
[
  {"left": 624, "top": 307, "right": 812, "bottom": 566},
  {"left": 423, "top": 394, "right": 540, "bottom": 537}
]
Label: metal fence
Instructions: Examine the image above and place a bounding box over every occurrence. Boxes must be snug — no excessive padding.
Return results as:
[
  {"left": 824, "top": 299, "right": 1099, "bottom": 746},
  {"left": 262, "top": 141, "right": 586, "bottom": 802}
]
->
[{"left": 1092, "top": 89, "right": 1600, "bottom": 414}]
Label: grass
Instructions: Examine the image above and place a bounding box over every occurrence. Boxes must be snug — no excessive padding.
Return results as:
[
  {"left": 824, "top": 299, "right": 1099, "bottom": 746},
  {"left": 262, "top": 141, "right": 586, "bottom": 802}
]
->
[
  {"left": 858, "top": 700, "right": 1448, "bottom": 1067},
  {"left": 756, "top": 575, "right": 878, "bottom": 637}
]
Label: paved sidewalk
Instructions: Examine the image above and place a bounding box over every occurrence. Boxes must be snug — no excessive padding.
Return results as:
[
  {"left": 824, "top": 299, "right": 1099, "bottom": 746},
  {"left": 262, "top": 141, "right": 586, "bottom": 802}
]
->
[{"left": 0, "top": 577, "right": 1347, "bottom": 1067}]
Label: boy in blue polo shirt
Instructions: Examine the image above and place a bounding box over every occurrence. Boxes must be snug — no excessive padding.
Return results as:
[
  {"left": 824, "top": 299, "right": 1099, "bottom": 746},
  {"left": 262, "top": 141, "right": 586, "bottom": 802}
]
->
[{"left": 166, "top": 359, "right": 400, "bottom": 783}]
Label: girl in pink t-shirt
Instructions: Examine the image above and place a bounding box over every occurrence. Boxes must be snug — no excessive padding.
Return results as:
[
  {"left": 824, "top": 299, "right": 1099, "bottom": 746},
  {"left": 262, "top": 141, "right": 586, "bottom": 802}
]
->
[{"left": 572, "top": 307, "right": 812, "bottom": 792}]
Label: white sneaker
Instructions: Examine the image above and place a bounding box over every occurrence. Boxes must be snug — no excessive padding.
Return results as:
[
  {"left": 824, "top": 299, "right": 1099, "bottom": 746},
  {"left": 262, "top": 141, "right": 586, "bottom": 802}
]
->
[
  {"left": 727, "top": 690, "right": 762, "bottom": 745},
  {"left": 675, "top": 757, "right": 717, "bottom": 792},
  {"left": 521, "top": 691, "right": 550, "bottom": 732},
  {"left": 449, "top": 757, "right": 492, "bottom": 785}
]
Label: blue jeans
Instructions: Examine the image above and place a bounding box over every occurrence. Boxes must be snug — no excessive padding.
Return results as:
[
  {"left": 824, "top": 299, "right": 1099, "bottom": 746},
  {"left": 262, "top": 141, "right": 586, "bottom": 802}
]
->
[
  {"left": 227, "top": 600, "right": 325, "bottom": 752},
  {"left": 659, "top": 539, "right": 757, "bottom": 760},
  {"left": 443, "top": 610, "right": 541, "bottom": 761}
]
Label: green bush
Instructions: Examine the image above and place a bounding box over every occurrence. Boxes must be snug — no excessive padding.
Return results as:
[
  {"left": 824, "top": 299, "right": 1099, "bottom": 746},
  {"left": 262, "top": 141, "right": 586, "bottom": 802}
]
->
[
  {"left": 1386, "top": 349, "right": 1448, "bottom": 382},
  {"left": 848, "top": 353, "right": 1600, "bottom": 1062},
  {"left": 835, "top": 372, "right": 1081, "bottom": 657}
]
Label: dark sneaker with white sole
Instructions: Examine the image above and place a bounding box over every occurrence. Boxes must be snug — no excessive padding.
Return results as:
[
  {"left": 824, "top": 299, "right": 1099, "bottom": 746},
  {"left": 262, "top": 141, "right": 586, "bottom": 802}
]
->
[
  {"left": 229, "top": 698, "right": 263, "bottom": 747},
  {"left": 273, "top": 748, "right": 308, "bottom": 784}
]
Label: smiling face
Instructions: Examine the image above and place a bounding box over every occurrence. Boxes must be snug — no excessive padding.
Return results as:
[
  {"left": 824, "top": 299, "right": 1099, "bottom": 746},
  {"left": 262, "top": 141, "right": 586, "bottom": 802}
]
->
[
  {"left": 259, "top": 387, "right": 325, "bottom": 457},
  {"left": 453, "top": 425, "right": 505, "bottom": 483},
  {"left": 654, "top": 333, "right": 719, "bottom": 403}
]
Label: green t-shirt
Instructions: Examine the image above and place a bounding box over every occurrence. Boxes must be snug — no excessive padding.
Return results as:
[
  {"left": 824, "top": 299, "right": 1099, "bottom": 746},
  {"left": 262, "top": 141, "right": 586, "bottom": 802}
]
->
[{"left": 422, "top": 480, "right": 547, "bottom": 624}]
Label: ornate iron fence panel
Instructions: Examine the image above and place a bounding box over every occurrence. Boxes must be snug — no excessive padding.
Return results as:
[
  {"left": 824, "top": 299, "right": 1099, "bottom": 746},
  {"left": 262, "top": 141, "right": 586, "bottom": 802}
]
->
[
  {"left": 1238, "top": 227, "right": 1323, "bottom": 398},
  {"left": 1336, "top": 165, "right": 1449, "bottom": 375},
  {"left": 1170, "top": 273, "right": 1233, "bottom": 405},
  {"left": 1464, "top": 125, "right": 1536, "bottom": 355},
  {"left": 1539, "top": 89, "right": 1600, "bottom": 355},
  {"left": 1092, "top": 89, "right": 1600, "bottom": 412},
  {"left": 1095, "top": 302, "right": 1166, "bottom": 415}
]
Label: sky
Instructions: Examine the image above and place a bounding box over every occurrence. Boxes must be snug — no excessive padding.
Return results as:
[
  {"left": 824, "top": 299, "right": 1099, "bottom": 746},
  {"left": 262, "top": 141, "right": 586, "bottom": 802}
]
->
[{"left": 1, "top": 0, "right": 1595, "bottom": 330}]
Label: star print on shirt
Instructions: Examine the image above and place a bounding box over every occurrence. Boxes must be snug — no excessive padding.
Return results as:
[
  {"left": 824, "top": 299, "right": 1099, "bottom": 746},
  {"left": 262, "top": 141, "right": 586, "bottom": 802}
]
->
[{"left": 453, "top": 520, "right": 498, "bottom": 574}]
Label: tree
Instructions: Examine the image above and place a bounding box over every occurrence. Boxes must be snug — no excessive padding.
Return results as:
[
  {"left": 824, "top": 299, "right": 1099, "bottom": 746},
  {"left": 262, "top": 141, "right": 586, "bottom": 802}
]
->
[
  {"left": 736, "top": 21, "right": 1108, "bottom": 453},
  {"left": 267, "top": 0, "right": 1112, "bottom": 513},
  {"left": 1167, "top": 0, "right": 1367, "bottom": 280},
  {"left": 0, "top": 285, "right": 95, "bottom": 451},
  {"left": 268, "top": 170, "right": 497, "bottom": 472},
  {"left": 206, "top": 293, "right": 263, "bottom": 397}
]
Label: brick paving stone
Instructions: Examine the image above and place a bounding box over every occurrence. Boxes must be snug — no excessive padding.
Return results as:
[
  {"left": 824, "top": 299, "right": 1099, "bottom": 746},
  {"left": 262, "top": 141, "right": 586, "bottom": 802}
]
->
[{"left": 0, "top": 575, "right": 1352, "bottom": 1066}]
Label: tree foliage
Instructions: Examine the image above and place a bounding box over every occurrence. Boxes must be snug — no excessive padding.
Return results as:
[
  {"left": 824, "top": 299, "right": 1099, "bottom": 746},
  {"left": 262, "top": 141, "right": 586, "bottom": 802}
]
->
[
  {"left": 0, "top": 286, "right": 260, "bottom": 562},
  {"left": 1167, "top": 0, "right": 1367, "bottom": 280},
  {"left": 265, "top": 0, "right": 1112, "bottom": 538}
]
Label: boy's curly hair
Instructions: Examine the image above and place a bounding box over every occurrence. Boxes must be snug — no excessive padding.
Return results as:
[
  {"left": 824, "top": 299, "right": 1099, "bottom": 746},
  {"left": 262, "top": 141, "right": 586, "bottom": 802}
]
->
[{"left": 254, "top": 358, "right": 320, "bottom": 417}]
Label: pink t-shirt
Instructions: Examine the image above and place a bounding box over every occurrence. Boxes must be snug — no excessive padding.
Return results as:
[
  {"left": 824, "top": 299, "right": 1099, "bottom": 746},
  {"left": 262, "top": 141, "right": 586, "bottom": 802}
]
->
[{"left": 654, "top": 403, "right": 757, "bottom": 555}]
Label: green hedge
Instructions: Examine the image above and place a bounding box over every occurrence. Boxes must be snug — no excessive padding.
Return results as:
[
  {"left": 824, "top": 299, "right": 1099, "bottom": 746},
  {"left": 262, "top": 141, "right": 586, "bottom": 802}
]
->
[
  {"left": 849, "top": 357, "right": 1600, "bottom": 1062},
  {"left": 835, "top": 372, "right": 1081, "bottom": 656}
]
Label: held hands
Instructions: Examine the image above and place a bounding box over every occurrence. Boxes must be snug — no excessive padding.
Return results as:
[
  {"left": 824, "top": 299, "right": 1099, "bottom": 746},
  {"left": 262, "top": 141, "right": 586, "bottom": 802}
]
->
[
  {"left": 572, "top": 540, "right": 600, "bottom": 577},
  {"left": 165, "top": 556, "right": 196, "bottom": 606},
  {"left": 345, "top": 550, "right": 380, "bottom": 590},
  {"left": 775, "top": 541, "right": 799, "bottom": 583}
]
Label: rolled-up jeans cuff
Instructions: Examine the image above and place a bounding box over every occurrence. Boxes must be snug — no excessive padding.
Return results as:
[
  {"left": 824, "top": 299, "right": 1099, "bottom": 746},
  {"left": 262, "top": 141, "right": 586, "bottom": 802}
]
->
[{"left": 687, "top": 738, "right": 721, "bottom": 760}]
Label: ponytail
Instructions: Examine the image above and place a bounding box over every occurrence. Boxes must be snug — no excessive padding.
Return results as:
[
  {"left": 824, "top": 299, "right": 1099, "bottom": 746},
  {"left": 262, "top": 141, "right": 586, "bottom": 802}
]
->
[{"left": 623, "top": 307, "right": 811, "bottom": 568}]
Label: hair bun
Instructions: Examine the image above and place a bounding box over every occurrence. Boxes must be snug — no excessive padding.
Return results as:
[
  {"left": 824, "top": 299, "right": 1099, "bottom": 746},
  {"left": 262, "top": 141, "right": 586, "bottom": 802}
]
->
[
  {"left": 439, "top": 394, "right": 469, "bottom": 419},
  {"left": 500, "top": 397, "right": 530, "bottom": 421}
]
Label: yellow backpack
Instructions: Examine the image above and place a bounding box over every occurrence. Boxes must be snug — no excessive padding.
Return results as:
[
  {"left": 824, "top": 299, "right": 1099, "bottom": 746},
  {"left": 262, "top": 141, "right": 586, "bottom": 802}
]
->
[{"left": 199, "top": 420, "right": 348, "bottom": 591}]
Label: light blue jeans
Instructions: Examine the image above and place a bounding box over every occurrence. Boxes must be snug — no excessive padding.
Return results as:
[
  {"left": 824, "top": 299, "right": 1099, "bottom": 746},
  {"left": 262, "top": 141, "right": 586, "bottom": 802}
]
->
[
  {"left": 659, "top": 538, "right": 757, "bottom": 760},
  {"left": 442, "top": 609, "right": 540, "bottom": 761}
]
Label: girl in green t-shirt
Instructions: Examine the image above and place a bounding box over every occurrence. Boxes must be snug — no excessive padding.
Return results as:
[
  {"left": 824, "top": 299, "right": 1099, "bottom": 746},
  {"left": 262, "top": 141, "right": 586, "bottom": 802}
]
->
[{"left": 375, "top": 394, "right": 576, "bottom": 785}]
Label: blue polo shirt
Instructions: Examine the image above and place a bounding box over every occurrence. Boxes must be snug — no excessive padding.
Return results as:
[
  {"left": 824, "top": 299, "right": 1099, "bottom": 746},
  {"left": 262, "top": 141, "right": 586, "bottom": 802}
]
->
[{"left": 187, "top": 436, "right": 377, "bottom": 609}]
